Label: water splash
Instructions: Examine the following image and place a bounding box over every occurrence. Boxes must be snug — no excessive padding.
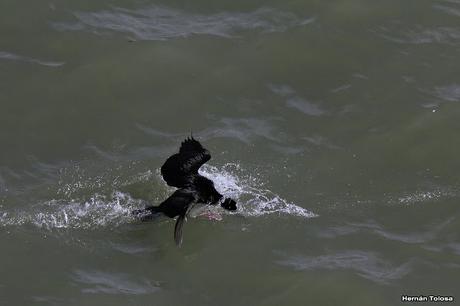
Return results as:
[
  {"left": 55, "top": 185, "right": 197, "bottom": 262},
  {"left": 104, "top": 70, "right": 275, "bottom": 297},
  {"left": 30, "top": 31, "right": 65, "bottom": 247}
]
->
[
  {"left": 0, "top": 192, "right": 141, "bottom": 229},
  {"left": 0, "top": 163, "right": 316, "bottom": 230},
  {"left": 396, "top": 188, "right": 457, "bottom": 205},
  {"left": 199, "top": 163, "right": 317, "bottom": 218}
]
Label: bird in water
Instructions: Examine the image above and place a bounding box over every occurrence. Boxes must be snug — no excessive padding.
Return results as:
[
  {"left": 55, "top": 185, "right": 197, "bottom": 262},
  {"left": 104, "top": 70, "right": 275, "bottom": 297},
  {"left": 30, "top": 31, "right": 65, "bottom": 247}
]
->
[{"left": 133, "top": 136, "right": 237, "bottom": 246}]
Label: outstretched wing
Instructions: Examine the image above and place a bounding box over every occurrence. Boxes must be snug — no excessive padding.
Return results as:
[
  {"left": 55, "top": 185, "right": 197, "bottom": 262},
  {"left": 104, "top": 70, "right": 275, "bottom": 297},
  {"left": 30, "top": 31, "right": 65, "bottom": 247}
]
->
[
  {"left": 179, "top": 136, "right": 206, "bottom": 154},
  {"left": 161, "top": 137, "right": 211, "bottom": 188},
  {"left": 178, "top": 137, "right": 211, "bottom": 174}
]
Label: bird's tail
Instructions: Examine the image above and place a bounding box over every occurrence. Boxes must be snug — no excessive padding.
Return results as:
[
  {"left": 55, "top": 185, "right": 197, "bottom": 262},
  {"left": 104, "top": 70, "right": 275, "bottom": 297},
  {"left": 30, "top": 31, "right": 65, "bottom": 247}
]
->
[{"left": 174, "top": 214, "right": 186, "bottom": 247}]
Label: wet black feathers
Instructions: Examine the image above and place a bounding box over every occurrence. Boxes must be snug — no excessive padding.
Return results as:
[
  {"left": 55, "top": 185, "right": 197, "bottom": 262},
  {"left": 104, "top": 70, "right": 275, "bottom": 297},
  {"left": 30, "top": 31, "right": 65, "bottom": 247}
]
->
[
  {"left": 153, "top": 189, "right": 195, "bottom": 218},
  {"left": 161, "top": 137, "right": 211, "bottom": 188},
  {"left": 134, "top": 136, "right": 237, "bottom": 246}
]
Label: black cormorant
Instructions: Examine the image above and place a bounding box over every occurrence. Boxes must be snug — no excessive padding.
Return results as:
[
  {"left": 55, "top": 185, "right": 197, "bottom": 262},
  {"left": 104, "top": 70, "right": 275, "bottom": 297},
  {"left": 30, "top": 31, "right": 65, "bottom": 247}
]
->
[{"left": 133, "top": 136, "right": 237, "bottom": 245}]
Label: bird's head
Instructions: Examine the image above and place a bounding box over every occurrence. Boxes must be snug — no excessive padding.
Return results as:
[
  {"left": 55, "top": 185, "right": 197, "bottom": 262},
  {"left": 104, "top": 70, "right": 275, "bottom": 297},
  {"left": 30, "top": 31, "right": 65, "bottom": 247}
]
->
[{"left": 221, "top": 198, "right": 237, "bottom": 211}]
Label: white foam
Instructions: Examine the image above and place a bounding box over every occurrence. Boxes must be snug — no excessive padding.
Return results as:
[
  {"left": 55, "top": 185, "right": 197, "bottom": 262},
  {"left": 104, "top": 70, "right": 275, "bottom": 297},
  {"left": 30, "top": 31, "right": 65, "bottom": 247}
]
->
[
  {"left": 397, "top": 188, "right": 456, "bottom": 205},
  {"left": 199, "top": 163, "right": 317, "bottom": 218},
  {"left": 0, "top": 192, "right": 141, "bottom": 229},
  {"left": 0, "top": 163, "right": 316, "bottom": 230}
]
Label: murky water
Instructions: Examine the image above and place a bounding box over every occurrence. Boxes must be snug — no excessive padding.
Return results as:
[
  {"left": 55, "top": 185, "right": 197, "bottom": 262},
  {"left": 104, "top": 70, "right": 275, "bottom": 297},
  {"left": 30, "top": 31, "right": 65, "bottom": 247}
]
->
[{"left": 1, "top": 0, "right": 460, "bottom": 305}]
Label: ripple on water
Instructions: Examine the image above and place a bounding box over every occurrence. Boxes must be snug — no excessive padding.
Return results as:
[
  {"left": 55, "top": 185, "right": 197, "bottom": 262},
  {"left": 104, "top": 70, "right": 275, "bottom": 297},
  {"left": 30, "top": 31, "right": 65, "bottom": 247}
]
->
[
  {"left": 276, "top": 250, "right": 414, "bottom": 284},
  {"left": 374, "top": 24, "right": 460, "bottom": 45},
  {"left": 53, "top": 6, "right": 314, "bottom": 40},
  {"left": 32, "top": 296, "right": 65, "bottom": 306},
  {"left": 434, "top": 3, "right": 460, "bottom": 18},
  {"left": 0, "top": 51, "right": 64, "bottom": 67},
  {"left": 110, "top": 242, "right": 158, "bottom": 255},
  {"left": 317, "top": 222, "right": 436, "bottom": 244},
  {"left": 268, "top": 84, "right": 325, "bottom": 116},
  {"left": 72, "top": 270, "right": 160, "bottom": 295},
  {"left": 433, "top": 84, "right": 460, "bottom": 102},
  {"left": 201, "top": 117, "right": 284, "bottom": 144},
  {"left": 348, "top": 221, "right": 439, "bottom": 244}
]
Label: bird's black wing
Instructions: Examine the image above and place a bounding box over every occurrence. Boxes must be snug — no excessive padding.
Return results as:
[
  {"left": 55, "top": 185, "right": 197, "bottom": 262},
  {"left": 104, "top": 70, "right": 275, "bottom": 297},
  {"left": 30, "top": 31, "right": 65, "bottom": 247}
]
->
[
  {"left": 161, "top": 137, "right": 211, "bottom": 188},
  {"left": 178, "top": 137, "right": 211, "bottom": 174}
]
